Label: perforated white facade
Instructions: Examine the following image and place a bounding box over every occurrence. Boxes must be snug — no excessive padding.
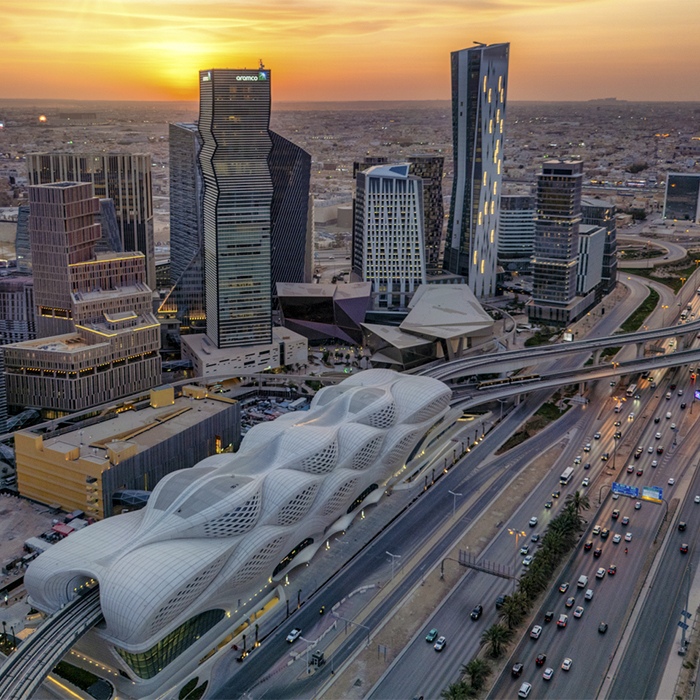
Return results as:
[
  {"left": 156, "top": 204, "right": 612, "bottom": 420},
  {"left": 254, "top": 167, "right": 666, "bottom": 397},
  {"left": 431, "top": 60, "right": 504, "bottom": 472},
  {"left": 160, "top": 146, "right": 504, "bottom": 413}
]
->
[{"left": 25, "top": 369, "right": 451, "bottom": 684}]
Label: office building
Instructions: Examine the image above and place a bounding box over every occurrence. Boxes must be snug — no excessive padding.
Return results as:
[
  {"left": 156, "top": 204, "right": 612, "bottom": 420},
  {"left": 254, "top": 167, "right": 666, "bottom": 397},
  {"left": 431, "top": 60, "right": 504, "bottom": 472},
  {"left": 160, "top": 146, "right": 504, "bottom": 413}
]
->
[
  {"left": 408, "top": 155, "right": 445, "bottom": 274},
  {"left": 353, "top": 163, "right": 426, "bottom": 309},
  {"left": 443, "top": 43, "right": 509, "bottom": 298},
  {"left": 14, "top": 385, "right": 240, "bottom": 519},
  {"left": 581, "top": 196, "right": 617, "bottom": 294},
  {"left": 497, "top": 193, "right": 536, "bottom": 271},
  {"left": 576, "top": 225, "right": 606, "bottom": 295},
  {"left": 4, "top": 182, "right": 160, "bottom": 416},
  {"left": 27, "top": 154, "right": 156, "bottom": 290},
  {"left": 663, "top": 173, "right": 700, "bottom": 222}
]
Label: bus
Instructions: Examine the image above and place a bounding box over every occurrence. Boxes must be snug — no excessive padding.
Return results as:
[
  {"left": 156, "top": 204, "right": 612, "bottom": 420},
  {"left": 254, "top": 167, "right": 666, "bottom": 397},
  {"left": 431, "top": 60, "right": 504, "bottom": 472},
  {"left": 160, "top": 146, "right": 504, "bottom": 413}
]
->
[
  {"left": 614, "top": 401, "right": 624, "bottom": 413},
  {"left": 560, "top": 467, "right": 575, "bottom": 485},
  {"left": 626, "top": 384, "right": 638, "bottom": 398}
]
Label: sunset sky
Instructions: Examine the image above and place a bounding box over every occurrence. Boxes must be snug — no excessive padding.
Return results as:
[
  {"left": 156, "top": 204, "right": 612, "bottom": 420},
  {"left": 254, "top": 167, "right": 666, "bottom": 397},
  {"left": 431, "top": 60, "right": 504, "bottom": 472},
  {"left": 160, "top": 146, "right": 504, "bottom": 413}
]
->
[{"left": 3, "top": 0, "right": 699, "bottom": 103}]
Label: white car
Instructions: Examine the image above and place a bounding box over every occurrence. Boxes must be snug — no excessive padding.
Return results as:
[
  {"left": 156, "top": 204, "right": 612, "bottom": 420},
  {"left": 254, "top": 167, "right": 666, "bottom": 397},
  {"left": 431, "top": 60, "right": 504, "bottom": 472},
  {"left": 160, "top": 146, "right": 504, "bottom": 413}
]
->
[
  {"left": 666, "top": 412, "right": 672, "bottom": 419},
  {"left": 530, "top": 624, "right": 542, "bottom": 639},
  {"left": 543, "top": 667, "right": 554, "bottom": 681},
  {"left": 612, "top": 493, "right": 620, "bottom": 500},
  {"left": 573, "top": 605, "right": 584, "bottom": 619},
  {"left": 635, "top": 501, "right": 641, "bottom": 510},
  {"left": 647, "top": 446, "right": 654, "bottom": 453},
  {"left": 612, "top": 534, "right": 622, "bottom": 544},
  {"left": 582, "top": 477, "right": 590, "bottom": 487},
  {"left": 596, "top": 567, "right": 606, "bottom": 578},
  {"left": 518, "top": 681, "right": 532, "bottom": 698},
  {"left": 529, "top": 517, "right": 538, "bottom": 527},
  {"left": 434, "top": 635, "right": 447, "bottom": 652},
  {"left": 562, "top": 657, "right": 573, "bottom": 671},
  {"left": 584, "top": 443, "right": 591, "bottom": 452},
  {"left": 695, "top": 495, "right": 700, "bottom": 504},
  {"left": 655, "top": 432, "right": 662, "bottom": 439},
  {"left": 669, "top": 478, "right": 676, "bottom": 486},
  {"left": 574, "top": 456, "right": 582, "bottom": 464},
  {"left": 286, "top": 627, "right": 302, "bottom": 643},
  {"left": 523, "top": 555, "right": 534, "bottom": 566},
  {"left": 671, "top": 423, "right": 677, "bottom": 430},
  {"left": 625, "top": 532, "right": 633, "bottom": 542},
  {"left": 651, "top": 460, "right": 658, "bottom": 468}
]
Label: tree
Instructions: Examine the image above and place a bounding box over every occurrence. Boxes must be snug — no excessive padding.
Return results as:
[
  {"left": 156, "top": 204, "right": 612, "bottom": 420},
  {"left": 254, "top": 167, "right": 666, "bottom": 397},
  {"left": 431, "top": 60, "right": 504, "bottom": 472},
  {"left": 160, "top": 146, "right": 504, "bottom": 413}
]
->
[
  {"left": 499, "top": 594, "right": 526, "bottom": 629},
  {"left": 565, "top": 489, "right": 590, "bottom": 518},
  {"left": 481, "top": 623, "right": 513, "bottom": 658},
  {"left": 463, "top": 658, "right": 491, "bottom": 690},
  {"left": 441, "top": 680, "right": 475, "bottom": 699}
]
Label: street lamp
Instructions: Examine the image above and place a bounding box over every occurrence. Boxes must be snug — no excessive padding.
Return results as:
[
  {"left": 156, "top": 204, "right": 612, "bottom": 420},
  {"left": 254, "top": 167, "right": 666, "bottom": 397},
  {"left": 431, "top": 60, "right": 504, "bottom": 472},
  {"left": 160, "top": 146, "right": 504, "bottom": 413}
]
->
[
  {"left": 507, "top": 529, "right": 527, "bottom": 590},
  {"left": 386, "top": 551, "right": 401, "bottom": 581},
  {"left": 598, "top": 483, "right": 611, "bottom": 505},
  {"left": 448, "top": 490, "right": 463, "bottom": 518}
]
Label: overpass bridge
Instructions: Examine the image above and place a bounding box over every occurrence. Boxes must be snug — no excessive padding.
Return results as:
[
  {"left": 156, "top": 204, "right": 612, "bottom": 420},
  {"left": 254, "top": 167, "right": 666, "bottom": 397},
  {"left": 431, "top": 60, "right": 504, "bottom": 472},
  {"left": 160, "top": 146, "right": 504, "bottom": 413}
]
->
[{"left": 0, "top": 587, "right": 102, "bottom": 700}]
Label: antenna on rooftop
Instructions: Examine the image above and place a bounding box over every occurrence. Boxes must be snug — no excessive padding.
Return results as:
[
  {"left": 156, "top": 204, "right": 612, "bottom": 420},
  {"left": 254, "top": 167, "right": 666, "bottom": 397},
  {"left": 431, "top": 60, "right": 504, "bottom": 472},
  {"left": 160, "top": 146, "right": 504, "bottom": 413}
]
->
[
  {"left": 473, "top": 41, "right": 487, "bottom": 46},
  {"left": 259, "top": 58, "right": 265, "bottom": 69}
]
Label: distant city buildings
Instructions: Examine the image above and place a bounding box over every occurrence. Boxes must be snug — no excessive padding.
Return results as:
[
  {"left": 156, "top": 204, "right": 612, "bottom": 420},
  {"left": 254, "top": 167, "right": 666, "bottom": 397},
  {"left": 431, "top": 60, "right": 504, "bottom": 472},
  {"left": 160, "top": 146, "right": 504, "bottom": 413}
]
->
[
  {"left": 3, "top": 182, "right": 160, "bottom": 416},
  {"left": 26, "top": 153, "right": 156, "bottom": 291},
  {"left": 663, "top": 173, "right": 700, "bottom": 222},
  {"left": 443, "top": 42, "right": 509, "bottom": 298},
  {"left": 353, "top": 163, "right": 426, "bottom": 309},
  {"left": 497, "top": 193, "right": 536, "bottom": 272}
]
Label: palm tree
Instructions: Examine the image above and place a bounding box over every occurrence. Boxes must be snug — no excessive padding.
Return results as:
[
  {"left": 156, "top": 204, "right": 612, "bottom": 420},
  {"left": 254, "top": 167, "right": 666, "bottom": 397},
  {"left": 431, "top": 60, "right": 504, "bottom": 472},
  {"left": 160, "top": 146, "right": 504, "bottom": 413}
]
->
[
  {"left": 481, "top": 623, "right": 513, "bottom": 658},
  {"left": 566, "top": 489, "right": 591, "bottom": 520},
  {"left": 462, "top": 658, "right": 492, "bottom": 690},
  {"left": 499, "top": 595, "right": 525, "bottom": 629},
  {"left": 441, "top": 680, "right": 475, "bottom": 699}
]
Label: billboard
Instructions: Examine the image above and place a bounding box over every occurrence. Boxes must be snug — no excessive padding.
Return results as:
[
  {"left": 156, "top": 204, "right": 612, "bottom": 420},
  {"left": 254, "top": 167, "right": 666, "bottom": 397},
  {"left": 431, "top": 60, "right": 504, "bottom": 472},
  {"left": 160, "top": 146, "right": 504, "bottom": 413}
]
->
[
  {"left": 641, "top": 485, "right": 663, "bottom": 504},
  {"left": 612, "top": 482, "right": 639, "bottom": 498}
]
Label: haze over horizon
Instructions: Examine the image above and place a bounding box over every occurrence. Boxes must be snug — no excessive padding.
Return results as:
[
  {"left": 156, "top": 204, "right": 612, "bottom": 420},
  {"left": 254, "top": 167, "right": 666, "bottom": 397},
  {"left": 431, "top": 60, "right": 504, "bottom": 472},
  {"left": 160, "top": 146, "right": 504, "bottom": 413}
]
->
[{"left": 4, "top": 0, "right": 699, "bottom": 103}]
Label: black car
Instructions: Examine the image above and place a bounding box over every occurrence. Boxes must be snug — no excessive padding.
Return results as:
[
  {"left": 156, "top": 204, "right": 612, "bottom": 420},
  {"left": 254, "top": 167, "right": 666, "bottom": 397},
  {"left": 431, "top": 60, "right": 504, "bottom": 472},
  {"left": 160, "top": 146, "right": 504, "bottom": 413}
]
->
[
  {"left": 471, "top": 605, "right": 483, "bottom": 620},
  {"left": 598, "top": 622, "right": 608, "bottom": 634},
  {"left": 495, "top": 595, "right": 506, "bottom": 609},
  {"left": 612, "top": 509, "right": 620, "bottom": 520},
  {"left": 584, "top": 462, "right": 591, "bottom": 470},
  {"left": 614, "top": 431, "right": 622, "bottom": 440},
  {"left": 654, "top": 416, "right": 661, "bottom": 423},
  {"left": 584, "top": 540, "right": 593, "bottom": 551},
  {"left": 545, "top": 500, "right": 553, "bottom": 509},
  {"left": 601, "top": 528, "right": 610, "bottom": 539},
  {"left": 679, "top": 522, "right": 687, "bottom": 532},
  {"left": 602, "top": 452, "right": 610, "bottom": 461},
  {"left": 552, "top": 490, "right": 561, "bottom": 499},
  {"left": 512, "top": 662, "right": 524, "bottom": 677},
  {"left": 536, "top": 653, "right": 547, "bottom": 667},
  {"left": 544, "top": 611, "right": 554, "bottom": 623},
  {"left": 594, "top": 547, "right": 603, "bottom": 558},
  {"left": 681, "top": 402, "right": 687, "bottom": 410}
]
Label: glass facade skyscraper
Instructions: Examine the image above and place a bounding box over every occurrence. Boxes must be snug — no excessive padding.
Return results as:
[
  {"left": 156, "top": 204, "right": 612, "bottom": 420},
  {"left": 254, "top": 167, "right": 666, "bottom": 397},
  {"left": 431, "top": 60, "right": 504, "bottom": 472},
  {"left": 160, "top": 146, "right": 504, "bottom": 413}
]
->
[
  {"left": 444, "top": 43, "right": 509, "bottom": 298},
  {"left": 581, "top": 196, "right": 617, "bottom": 295},
  {"left": 199, "top": 68, "right": 273, "bottom": 348},
  {"left": 663, "top": 173, "right": 700, "bottom": 222}
]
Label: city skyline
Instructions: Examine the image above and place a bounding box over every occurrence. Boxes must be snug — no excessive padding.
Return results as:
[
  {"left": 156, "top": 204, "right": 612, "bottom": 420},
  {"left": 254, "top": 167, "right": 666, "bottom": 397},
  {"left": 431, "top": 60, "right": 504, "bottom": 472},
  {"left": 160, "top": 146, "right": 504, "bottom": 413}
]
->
[{"left": 4, "top": 0, "right": 700, "bottom": 103}]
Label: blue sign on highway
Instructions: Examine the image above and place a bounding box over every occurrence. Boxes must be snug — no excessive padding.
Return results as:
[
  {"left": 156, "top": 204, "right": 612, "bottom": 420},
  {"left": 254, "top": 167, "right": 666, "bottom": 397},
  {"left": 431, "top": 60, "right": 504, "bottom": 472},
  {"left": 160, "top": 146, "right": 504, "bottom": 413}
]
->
[
  {"left": 678, "top": 621, "right": 689, "bottom": 630},
  {"left": 612, "top": 482, "right": 639, "bottom": 498},
  {"left": 641, "top": 485, "right": 663, "bottom": 504},
  {"left": 682, "top": 610, "right": 692, "bottom": 618}
]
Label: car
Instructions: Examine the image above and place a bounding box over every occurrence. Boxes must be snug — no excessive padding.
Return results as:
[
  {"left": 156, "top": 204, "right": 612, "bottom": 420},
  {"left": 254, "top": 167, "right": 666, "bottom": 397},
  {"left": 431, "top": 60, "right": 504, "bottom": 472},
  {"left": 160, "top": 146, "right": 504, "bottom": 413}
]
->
[
  {"left": 612, "top": 509, "right": 620, "bottom": 520},
  {"left": 669, "top": 478, "right": 675, "bottom": 486},
  {"left": 559, "top": 582, "right": 569, "bottom": 593},
  {"left": 594, "top": 432, "right": 602, "bottom": 439},
  {"left": 584, "top": 540, "right": 593, "bottom": 551},
  {"left": 530, "top": 625, "right": 542, "bottom": 639},
  {"left": 681, "top": 402, "right": 687, "bottom": 409},
  {"left": 679, "top": 389, "right": 684, "bottom": 396},
  {"left": 562, "top": 657, "right": 573, "bottom": 671},
  {"left": 529, "top": 517, "right": 538, "bottom": 527},
  {"left": 574, "top": 605, "right": 585, "bottom": 619},
  {"left": 598, "top": 622, "right": 609, "bottom": 634},
  {"left": 627, "top": 464, "right": 635, "bottom": 473},
  {"left": 621, "top": 516, "right": 630, "bottom": 526},
  {"left": 671, "top": 384, "right": 677, "bottom": 390},
  {"left": 425, "top": 628, "right": 439, "bottom": 642},
  {"left": 286, "top": 627, "right": 302, "bottom": 643},
  {"left": 552, "top": 490, "right": 560, "bottom": 499},
  {"left": 625, "top": 532, "right": 632, "bottom": 542},
  {"left": 679, "top": 521, "right": 687, "bottom": 532},
  {"left": 592, "top": 525, "right": 601, "bottom": 536},
  {"left": 601, "top": 528, "right": 610, "bottom": 539},
  {"left": 657, "top": 446, "right": 664, "bottom": 454},
  {"left": 536, "top": 653, "right": 547, "bottom": 666},
  {"left": 614, "top": 431, "right": 622, "bottom": 440},
  {"left": 666, "top": 412, "right": 672, "bottom": 419},
  {"left": 671, "top": 423, "right": 677, "bottom": 430},
  {"left": 434, "top": 636, "right": 447, "bottom": 651},
  {"left": 582, "top": 477, "right": 590, "bottom": 487},
  {"left": 608, "top": 564, "right": 617, "bottom": 575},
  {"left": 495, "top": 595, "right": 506, "bottom": 609},
  {"left": 681, "top": 543, "right": 689, "bottom": 554},
  {"left": 651, "top": 460, "right": 658, "bottom": 467},
  {"left": 585, "top": 588, "right": 594, "bottom": 600},
  {"left": 557, "top": 614, "right": 568, "bottom": 628},
  {"left": 635, "top": 446, "right": 643, "bottom": 457},
  {"left": 520, "top": 544, "right": 530, "bottom": 555},
  {"left": 635, "top": 501, "right": 641, "bottom": 510},
  {"left": 636, "top": 469, "right": 643, "bottom": 477},
  {"left": 470, "top": 605, "right": 483, "bottom": 620},
  {"left": 628, "top": 413, "right": 635, "bottom": 421},
  {"left": 648, "top": 446, "right": 654, "bottom": 453},
  {"left": 610, "top": 380, "right": 617, "bottom": 386},
  {"left": 584, "top": 462, "right": 591, "bottom": 470},
  {"left": 512, "top": 662, "right": 524, "bottom": 677},
  {"left": 602, "top": 452, "right": 610, "bottom": 461},
  {"left": 614, "top": 420, "right": 622, "bottom": 427},
  {"left": 565, "top": 596, "right": 575, "bottom": 608},
  {"left": 695, "top": 495, "right": 700, "bottom": 504},
  {"left": 574, "top": 455, "right": 582, "bottom": 464},
  {"left": 613, "top": 493, "right": 620, "bottom": 500},
  {"left": 543, "top": 667, "right": 554, "bottom": 681},
  {"left": 655, "top": 432, "right": 662, "bottom": 439},
  {"left": 545, "top": 500, "right": 553, "bottom": 509},
  {"left": 518, "top": 681, "right": 532, "bottom": 698},
  {"left": 596, "top": 567, "right": 606, "bottom": 578},
  {"left": 531, "top": 533, "right": 540, "bottom": 543},
  {"left": 544, "top": 611, "right": 554, "bottom": 623},
  {"left": 594, "top": 547, "right": 603, "bottom": 558},
  {"left": 523, "top": 555, "right": 534, "bottom": 566},
  {"left": 613, "top": 534, "right": 622, "bottom": 544},
  {"left": 584, "top": 443, "right": 591, "bottom": 452},
  {"left": 654, "top": 416, "right": 661, "bottom": 423}
]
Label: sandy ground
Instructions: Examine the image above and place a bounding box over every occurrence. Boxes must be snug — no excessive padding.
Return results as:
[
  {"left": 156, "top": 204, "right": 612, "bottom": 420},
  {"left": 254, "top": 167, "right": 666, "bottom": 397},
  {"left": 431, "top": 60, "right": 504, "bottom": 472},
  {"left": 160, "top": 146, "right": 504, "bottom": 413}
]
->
[{"left": 0, "top": 494, "right": 56, "bottom": 581}]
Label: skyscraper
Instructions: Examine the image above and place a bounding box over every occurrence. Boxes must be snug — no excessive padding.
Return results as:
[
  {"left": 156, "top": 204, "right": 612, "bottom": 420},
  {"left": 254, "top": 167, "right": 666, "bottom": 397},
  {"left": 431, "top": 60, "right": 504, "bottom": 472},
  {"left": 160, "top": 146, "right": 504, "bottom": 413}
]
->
[
  {"left": 353, "top": 163, "right": 426, "bottom": 309},
  {"left": 497, "top": 193, "right": 536, "bottom": 272},
  {"left": 26, "top": 154, "right": 156, "bottom": 291},
  {"left": 581, "top": 196, "right": 617, "bottom": 295},
  {"left": 663, "top": 173, "right": 700, "bottom": 222},
  {"left": 529, "top": 160, "right": 583, "bottom": 324},
  {"left": 444, "top": 42, "right": 509, "bottom": 298},
  {"left": 199, "top": 68, "right": 273, "bottom": 348}
]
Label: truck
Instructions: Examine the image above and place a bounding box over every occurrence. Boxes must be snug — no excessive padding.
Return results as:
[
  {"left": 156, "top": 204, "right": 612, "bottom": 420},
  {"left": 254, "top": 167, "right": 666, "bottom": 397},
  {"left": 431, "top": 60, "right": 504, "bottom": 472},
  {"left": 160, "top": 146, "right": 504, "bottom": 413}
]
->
[{"left": 577, "top": 574, "right": 588, "bottom": 588}]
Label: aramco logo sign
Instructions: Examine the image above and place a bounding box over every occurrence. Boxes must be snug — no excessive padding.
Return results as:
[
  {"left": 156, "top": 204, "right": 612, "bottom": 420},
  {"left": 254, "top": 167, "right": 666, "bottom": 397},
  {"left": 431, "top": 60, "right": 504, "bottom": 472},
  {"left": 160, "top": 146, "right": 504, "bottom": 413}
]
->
[{"left": 236, "top": 72, "right": 268, "bottom": 82}]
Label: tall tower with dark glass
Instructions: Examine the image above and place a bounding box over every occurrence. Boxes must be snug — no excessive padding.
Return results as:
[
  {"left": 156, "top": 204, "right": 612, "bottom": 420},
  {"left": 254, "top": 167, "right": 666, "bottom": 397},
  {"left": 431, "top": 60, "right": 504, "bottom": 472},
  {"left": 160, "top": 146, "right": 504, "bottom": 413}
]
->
[
  {"left": 199, "top": 69, "right": 273, "bottom": 348},
  {"left": 444, "top": 43, "right": 509, "bottom": 298}
]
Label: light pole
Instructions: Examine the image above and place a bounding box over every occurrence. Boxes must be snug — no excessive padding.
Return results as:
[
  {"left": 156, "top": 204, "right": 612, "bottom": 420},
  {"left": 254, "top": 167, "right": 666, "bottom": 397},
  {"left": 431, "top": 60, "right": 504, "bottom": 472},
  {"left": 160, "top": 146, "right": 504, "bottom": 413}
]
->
[
  {"left": 448, "top": 490, "right": 462, "bottom": 518},
  {"left": 507, "top": 529, "right": 526, "bottom": 591},
  {"left": 598, "top": 483, "right": 611, "bottom": 505},
  {"left": 386, "top": 551, "right": 401, "bottom": 581}
]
